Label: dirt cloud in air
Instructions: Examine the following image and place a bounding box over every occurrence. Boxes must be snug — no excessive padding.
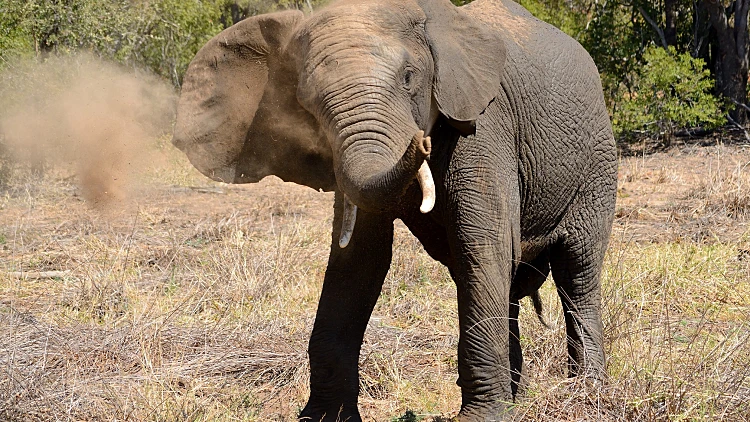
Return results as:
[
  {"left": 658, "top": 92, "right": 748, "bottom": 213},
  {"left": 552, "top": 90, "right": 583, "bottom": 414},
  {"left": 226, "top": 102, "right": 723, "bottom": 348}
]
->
[{"left": 0, "top": 54, "right": 176, "bottom": 207}]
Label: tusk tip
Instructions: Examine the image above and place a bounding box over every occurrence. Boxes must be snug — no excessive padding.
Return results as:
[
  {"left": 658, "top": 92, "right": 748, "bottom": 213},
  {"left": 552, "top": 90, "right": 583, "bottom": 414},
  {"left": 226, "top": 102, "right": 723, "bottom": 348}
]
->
[{"left": 419, "top": 199, "right": 435, "bottom": 214}]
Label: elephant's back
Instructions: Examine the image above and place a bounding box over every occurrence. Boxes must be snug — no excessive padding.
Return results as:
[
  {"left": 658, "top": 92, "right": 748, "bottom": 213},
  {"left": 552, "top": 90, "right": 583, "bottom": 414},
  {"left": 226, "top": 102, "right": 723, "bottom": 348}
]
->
[
  {"left": 464, "top": 0, "right": 611, "bottom": 149},
  {"left": 465, "top": 0, "right": 616, "bottom": 241},
  {"left": 464, "top": 0, "right": 599, "bottom": 79},
  {"left": 463, "top": 0, "right": 606, "bottom": 122}
]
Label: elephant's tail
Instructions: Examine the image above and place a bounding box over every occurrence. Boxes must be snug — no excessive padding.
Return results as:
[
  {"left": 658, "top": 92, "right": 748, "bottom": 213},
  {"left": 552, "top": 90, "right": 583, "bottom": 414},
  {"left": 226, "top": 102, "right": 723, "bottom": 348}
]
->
[{"left": 531, "top": 291, "right": 550, "bottom": 329}]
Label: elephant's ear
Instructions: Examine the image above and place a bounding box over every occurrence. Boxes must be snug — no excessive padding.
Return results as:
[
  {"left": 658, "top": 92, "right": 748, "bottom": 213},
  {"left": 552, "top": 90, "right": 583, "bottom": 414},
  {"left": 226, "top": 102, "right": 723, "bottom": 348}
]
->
[
  {"left": 173, "top": 10, "right": 335, "bottom": 190},
  {"left": 417, "top": 0, "right": 505, "bottom": 135}
]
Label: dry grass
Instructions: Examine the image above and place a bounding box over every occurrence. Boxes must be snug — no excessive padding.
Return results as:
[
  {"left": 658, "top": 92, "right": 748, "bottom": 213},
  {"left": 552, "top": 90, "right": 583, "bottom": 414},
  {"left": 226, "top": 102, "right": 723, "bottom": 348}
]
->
[{"left": 1, "top": 141, "right": 749, "bottom": 421}]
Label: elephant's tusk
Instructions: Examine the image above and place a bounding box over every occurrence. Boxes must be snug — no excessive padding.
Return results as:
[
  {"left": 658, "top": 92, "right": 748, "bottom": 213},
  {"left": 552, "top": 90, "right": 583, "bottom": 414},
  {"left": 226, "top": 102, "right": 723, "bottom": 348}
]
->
[
  {"left": 417, "top": 161, "right": 435, "bottom": 213},
  {"left": 339, "top": 195, "right": 358, "bottom": 248}
]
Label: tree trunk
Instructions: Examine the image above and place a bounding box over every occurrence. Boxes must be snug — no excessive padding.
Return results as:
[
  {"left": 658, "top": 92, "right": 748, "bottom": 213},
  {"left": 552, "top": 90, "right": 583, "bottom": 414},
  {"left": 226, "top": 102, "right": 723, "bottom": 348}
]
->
[
  {"left": 665, "top": 0, "right": 678, "bottom": 46},
  {"left": 703, "top": 0, "right": 750, "bottom": 123}
]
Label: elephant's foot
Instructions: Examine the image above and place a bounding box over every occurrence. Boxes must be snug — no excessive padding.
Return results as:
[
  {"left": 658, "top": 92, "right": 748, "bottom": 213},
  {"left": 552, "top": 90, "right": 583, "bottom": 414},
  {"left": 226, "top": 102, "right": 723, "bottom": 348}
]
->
[
  {"left": 457, "top": 400, "right": 516, "bottom": 422},
  {"left": 298, "top": 403, "right": 361, "bottom": 422}
]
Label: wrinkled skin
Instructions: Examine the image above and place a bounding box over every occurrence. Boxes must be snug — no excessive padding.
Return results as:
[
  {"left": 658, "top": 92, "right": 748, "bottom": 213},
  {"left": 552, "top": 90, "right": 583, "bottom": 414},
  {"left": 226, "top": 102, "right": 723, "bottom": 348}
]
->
[{"left": 172, "top": 0, "right": 617, "bottom": 420}]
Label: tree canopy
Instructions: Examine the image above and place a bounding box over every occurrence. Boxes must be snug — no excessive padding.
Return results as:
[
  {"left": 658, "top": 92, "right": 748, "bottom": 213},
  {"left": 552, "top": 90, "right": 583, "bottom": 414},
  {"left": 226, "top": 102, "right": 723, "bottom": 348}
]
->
[{"left": 1, "top": 0, "right": 747, "bottom": 138}]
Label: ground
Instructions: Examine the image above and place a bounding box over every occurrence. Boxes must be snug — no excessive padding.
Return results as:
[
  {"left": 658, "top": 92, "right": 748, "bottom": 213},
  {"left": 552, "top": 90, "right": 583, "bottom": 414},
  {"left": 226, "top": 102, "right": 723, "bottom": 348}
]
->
[{"left": 1, "top": 137, "right": 749, "bottom": 421}]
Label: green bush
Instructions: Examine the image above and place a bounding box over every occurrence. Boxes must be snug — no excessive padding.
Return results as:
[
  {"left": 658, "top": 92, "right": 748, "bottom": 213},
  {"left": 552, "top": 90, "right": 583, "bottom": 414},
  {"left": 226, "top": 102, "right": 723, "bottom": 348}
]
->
[
  {"left": 613, "top": 46, "right": 725, "bottom": 142},
  {"left": 118, "top": 0, "right": 223, "bottom": 87}
]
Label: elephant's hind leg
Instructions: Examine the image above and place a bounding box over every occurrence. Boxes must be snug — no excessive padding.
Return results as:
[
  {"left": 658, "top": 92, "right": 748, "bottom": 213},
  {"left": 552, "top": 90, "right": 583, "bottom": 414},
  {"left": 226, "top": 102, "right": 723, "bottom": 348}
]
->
[
  {"left": 549, "top": 135, "right": 616, "bottom": 381},
  {"left": 549, "top": 216, "right": 611, "bottom": 380}
]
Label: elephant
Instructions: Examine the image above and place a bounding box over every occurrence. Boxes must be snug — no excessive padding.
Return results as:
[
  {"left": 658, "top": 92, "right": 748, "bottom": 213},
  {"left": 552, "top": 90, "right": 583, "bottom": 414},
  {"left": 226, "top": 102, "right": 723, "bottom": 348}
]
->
[{"left": 171, "top": 0, "right": 617, "bottom": 420}]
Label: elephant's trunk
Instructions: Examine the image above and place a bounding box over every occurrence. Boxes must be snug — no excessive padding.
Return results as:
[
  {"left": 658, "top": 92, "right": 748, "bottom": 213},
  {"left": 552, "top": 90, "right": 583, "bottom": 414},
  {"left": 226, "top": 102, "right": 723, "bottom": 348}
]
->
[
  {"left": 336, "top": 129, "right": 434, "bottom": 248},
  {"left": 338, "top": 129, "right": 433, "bottom": 211},
  {"left": 312, "top": 77, "right": 436, "bottom": 246}
]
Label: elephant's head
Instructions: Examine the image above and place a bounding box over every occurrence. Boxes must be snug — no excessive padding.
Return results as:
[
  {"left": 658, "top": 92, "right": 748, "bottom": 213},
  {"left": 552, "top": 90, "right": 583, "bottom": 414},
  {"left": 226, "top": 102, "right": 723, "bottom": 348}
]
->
[{"left": 173, "top": 0, "right": 504, "bottom": 243}]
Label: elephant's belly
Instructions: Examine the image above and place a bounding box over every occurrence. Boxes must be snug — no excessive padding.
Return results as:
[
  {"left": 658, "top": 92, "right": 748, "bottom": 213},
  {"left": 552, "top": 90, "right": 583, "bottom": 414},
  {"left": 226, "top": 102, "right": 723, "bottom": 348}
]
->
[
  {"left": 399, "top": 213, "right": 454, "bottom": 269},
  {"left": 519, "top": 234, "right": 555, "bottom": 261},
  {"left": 401, "top": 210, "right": 559, "bottom": 273}
]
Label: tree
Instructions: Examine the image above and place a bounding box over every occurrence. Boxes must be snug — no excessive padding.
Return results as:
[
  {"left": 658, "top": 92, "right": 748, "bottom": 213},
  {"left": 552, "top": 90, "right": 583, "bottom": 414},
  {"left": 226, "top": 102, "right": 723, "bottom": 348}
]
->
[
  {"left": 702, "top": 0, "right": 750, "bottom": 123},
  {"left": 517, "top": 0, "right": 589, "bottom": 38}
]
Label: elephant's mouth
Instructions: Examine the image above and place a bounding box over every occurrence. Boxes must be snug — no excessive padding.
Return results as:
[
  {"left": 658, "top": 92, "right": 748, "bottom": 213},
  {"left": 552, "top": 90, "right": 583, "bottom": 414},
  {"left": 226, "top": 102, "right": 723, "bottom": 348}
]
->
[{"left": 338, "top": 130, "right": 435, "bottom": 248}]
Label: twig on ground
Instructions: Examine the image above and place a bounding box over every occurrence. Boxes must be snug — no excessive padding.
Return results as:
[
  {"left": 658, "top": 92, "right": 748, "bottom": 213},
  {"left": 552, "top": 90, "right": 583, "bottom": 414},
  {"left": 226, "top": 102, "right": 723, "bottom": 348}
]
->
[
  {"left": 6, "top": 271, "right": 71, "bottom": 280},
  {"left": 168, "top": 185, "right": 226, "bottom": 194}
]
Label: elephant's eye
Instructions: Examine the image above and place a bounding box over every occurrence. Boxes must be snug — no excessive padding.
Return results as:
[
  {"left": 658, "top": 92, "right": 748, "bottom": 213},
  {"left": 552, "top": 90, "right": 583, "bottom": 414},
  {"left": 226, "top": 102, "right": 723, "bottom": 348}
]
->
[{"left": 402, "top": 68, "right": 415, "bottom": 91}]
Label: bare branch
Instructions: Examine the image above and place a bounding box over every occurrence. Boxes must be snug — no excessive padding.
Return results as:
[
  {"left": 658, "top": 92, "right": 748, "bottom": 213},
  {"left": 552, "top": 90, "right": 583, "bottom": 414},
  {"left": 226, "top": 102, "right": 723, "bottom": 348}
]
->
[
  {"left": 638, "top": 6, "right": 669, "bottom": 49},
  {"left": 727, "top": 114, "right": 750, "bottom": 140},
  {"left": 730, "top": 98, "right": 750, "bottom": 113}
]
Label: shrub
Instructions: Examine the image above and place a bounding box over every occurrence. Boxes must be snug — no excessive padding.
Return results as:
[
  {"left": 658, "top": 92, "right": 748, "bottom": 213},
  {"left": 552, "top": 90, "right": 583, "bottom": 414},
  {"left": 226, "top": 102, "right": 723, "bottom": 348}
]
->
[{"left": 613, "top": 46, "right": 726, "bottom": 143}]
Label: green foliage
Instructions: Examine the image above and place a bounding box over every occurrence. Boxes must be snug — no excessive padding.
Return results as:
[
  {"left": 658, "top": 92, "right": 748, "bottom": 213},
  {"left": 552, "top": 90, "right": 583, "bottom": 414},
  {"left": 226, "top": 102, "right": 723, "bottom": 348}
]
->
[
  {"left": 613, "top": 46, "right": 725, "bottom": 140},
  {"left": 0, "top": 1, "right": 230, "bottom": 86},
  {"left": 391, "top": 410, "right": 423, "bottom": 422},
  {"left": 581, "top": 1, "right": 642, "bottom": 103},
  {"left": 517, "top": 0, "right": 588, "bottom": 38},
  {"left": 519, "top": 0, "right": 734, "bottom": 138},
  {"left": 0, "top": 0, "right": 131, "bottom": 60},
  {"left": 0, "top": 1, "right": 32, "bottom": 63},
  {"left": 0, "top": 0, "right": 223, "bottom": 86},
  {"left": 120, "top": 0, "right": 223, "bottom": 87},
  {"left": 0, "top": 0, "right": 335, "bottom": 86}
]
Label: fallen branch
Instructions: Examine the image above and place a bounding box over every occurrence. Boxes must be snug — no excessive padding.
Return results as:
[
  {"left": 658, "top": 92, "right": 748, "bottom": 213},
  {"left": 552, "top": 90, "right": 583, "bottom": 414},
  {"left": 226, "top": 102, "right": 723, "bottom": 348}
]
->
[
  {"left": 6, "top": 270, "right": 71, "bottom": 280},
  {"left": 169, "top": 186, "right": 226, "bottom": 195}
]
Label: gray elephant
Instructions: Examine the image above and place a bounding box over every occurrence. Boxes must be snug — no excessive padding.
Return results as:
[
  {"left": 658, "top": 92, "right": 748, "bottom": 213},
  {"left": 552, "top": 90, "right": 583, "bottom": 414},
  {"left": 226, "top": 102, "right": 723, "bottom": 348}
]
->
[{"left": 172, "top": 0, "right": 617, "bottom": 420}]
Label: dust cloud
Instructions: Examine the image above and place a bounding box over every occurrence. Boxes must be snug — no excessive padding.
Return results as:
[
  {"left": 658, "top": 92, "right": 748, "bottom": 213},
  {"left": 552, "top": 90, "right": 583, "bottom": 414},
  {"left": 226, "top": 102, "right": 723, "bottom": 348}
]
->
[{"left": 0, "top": 54, "right": 176, "bottom": 208}]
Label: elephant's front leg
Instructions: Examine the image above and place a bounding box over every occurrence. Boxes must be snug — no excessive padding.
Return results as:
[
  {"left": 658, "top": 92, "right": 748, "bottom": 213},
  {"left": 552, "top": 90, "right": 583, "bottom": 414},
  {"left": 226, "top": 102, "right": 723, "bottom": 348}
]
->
[
  {"left": 299, "top": 192, "right": 394, "bottom": 422},
  {"left": 446, "top": 146, "right": 521, "bottom": 421}
]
